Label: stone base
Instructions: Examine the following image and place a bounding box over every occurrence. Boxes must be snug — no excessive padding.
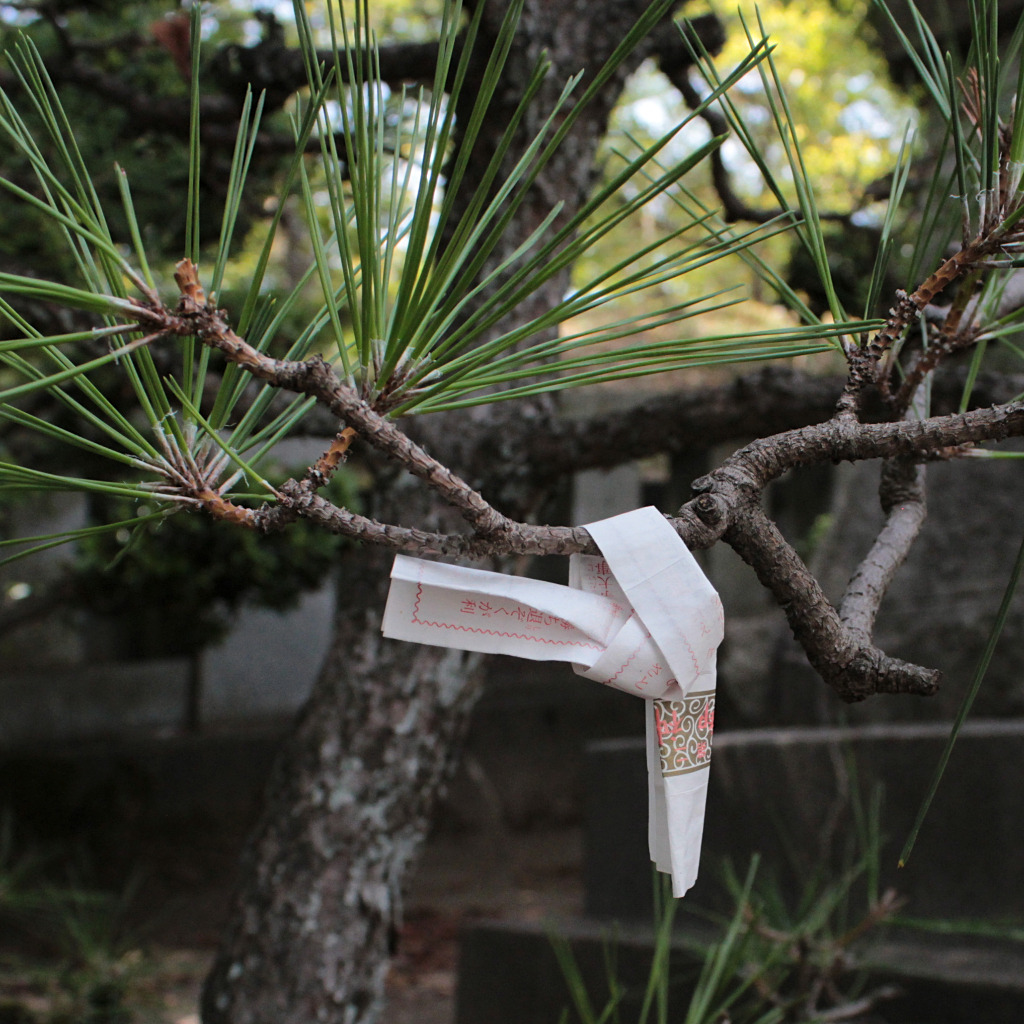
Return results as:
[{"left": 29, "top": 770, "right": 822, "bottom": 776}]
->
[{"left": 585, "top": 721, "right": 1024, "bottom": 922}]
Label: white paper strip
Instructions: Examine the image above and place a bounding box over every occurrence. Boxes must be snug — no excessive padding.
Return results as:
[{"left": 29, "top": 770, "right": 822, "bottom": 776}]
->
[
  {"left": 383, "top": 554, "right": 629, "bottom": 665},
  {"left": 381, "top": 507, "right": 723, "bottom": 896},
  {"left": 568, "top": 509, "right": 722, "bottom": 895}
]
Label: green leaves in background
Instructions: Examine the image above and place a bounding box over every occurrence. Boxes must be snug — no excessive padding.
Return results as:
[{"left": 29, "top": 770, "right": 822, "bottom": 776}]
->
[{"left": 0, "top": 0, "right": 897, "bottom": 531}]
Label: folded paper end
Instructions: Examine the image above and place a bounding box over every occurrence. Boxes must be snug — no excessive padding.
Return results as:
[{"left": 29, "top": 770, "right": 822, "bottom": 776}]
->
[
  {"left": 383, "top": 508, "right": 724, "bottom": 905},
  {"left": 646, "top": 699, "right": 711, "bottom": 898}
]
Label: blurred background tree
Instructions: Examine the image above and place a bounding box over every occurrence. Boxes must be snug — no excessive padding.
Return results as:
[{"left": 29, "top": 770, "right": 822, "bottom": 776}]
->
[{"left": 2, "top": 2, "right": 1016, "bottom": 1023}]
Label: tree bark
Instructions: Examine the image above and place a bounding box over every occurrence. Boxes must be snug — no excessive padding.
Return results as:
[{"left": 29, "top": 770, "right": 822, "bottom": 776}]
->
[
  {"left": 201, "top": 3, "right": 680, "bottom": 1020},
  {"left": 201, "top": 526, "right": 484, "bottom": 1024}
]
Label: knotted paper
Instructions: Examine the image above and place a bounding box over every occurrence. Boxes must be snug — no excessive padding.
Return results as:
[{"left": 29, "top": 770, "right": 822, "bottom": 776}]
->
[{"left": 381, "top": 506, "right": 724, "bottom": 896}]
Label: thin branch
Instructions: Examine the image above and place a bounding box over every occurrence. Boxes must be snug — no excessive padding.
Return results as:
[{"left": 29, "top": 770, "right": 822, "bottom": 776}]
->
[
  {"left": 307, "top": 428, "right": 358, "bottom": 488},
  {"left": 839, "top": 457, "right": 927, "bottom": 642},
  {"left": 144, "top": 260, "right": 517, "bottom": 538},
  {"left": 877, "top": 237, "right": 999, "bottom": 412},
  {"left": 680, "top": 400, "right": 1024, "bottom": 699},
  {"left": 850, "top": 106, "right": 1024, "bottom": 417},
  {"left": 104, "top": 263, "right": 1024, "bottom": 705},
  {"left": 253, "top": 481, "right": 599, "bottom": 558},
  {"left": 723, "top": 501, "right": 939, "bottom": 701},
  {"left": 700, "top": 400, "right": 1024, "bottom": 495}
]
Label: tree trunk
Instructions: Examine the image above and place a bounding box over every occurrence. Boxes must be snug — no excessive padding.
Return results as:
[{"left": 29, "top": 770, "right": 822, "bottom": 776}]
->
[
  {"left": 202, "top": 528, "right": 484, "bottom": 1024},
  {"left": 201, "top": 3, "right": 672, "bottom": 1020}
]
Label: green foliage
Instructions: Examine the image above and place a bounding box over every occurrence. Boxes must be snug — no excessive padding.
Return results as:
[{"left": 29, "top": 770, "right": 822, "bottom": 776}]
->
[
  {"left": 0, "top": 812, "right": 48, "bottom": 916},
  {"left": 0, "top": 817, "right": 142, "bottom": 1024},
  {"left": 0, "top": 4, "right": 198, "bottom": 265},
  {"left": 718, "top": 0, "right": 917, "bottom": 209},
  {"left": 281, "top": 0, "right": 838, "bottom": 415},
  {"left": 578, "top": 0, "right": 914, "bottom": 346},
  {"left": 0, "top": 2, "right": 314, "bottom": 270},
  {"left": 0, "top": 0, "right": 884, "bottom": 550},
  {"left": 551, "top": 855, "right": 899, "bottom": 1024},
  {"left": 73, "top": 467, "right": 359, "bottom": 656},
  {"left": 875, "top": 0, "right": 1024, "bottom": 330},
  {"left": 552, "top": 789, "right": 899, "bottom": 1024}
]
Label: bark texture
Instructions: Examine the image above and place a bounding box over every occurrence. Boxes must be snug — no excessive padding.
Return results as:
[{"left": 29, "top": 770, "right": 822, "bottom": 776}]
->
[
  {"left": 10, "top": 6, "right": 1024, "bottom": 1021},
  {"left": 201, "top": 525, "right": 482, "bottom": 1024},
  {"left": 201, "top": 3, "right": 680, "bottom": 1021}
]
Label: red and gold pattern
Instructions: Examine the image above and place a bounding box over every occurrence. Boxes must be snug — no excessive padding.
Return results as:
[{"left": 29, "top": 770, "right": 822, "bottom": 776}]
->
[{"left": 654, "top": 691, "right": 715, "bottom": 776}]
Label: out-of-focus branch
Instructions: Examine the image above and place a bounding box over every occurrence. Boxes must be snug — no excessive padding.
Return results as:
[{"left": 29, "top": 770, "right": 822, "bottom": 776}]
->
[
  {"left": 666, "top": 68, "right": 781, "bottom": 224},
  {"left": 839, "top": 457, "right": 926, "bottom": 642},
  {"left": 529, "top": 367, "right": 844, "bottom": 477},
  {"left": 657, "top": 47, "right": 854, "bottom": 226},
  {"left": 0, "top": 10, "right": 727, "bottom": 186},
  {"left": 519, "top": 366, "right": 1024, "bottom": 479}
]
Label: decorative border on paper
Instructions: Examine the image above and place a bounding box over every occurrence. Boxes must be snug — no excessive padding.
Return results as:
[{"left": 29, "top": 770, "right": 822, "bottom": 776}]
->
[
  {"left": 655, "top": 690, "right": 715, "bottom": 777},
  {"left": 410, "top": 582, "right": 605, "bottom": 652}
]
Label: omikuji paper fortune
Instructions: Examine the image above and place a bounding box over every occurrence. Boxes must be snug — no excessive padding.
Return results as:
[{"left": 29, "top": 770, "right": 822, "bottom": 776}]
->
[{"left": 381, "top": 506, "right": 723, "bottom": 896}]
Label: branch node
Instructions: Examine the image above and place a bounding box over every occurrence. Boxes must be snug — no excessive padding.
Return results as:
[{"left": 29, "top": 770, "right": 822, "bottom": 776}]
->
[
  {"left": 693, "top": 491, "right": 725, "bottom": 526},
  {"left": 174, "top": 257, "right": 207, "bottom": 312},
  {"left": 196, "top": 489, "right": 256, "bottom": 528}
]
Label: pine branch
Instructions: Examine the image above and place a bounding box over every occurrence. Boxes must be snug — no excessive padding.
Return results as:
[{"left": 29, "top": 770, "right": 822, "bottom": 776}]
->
[
  {"left": 100, "top": 257, "right": 1024, "bottom": 702},
  {"left": 723, "top": 503, "right": 938, "bottom": 700}
]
